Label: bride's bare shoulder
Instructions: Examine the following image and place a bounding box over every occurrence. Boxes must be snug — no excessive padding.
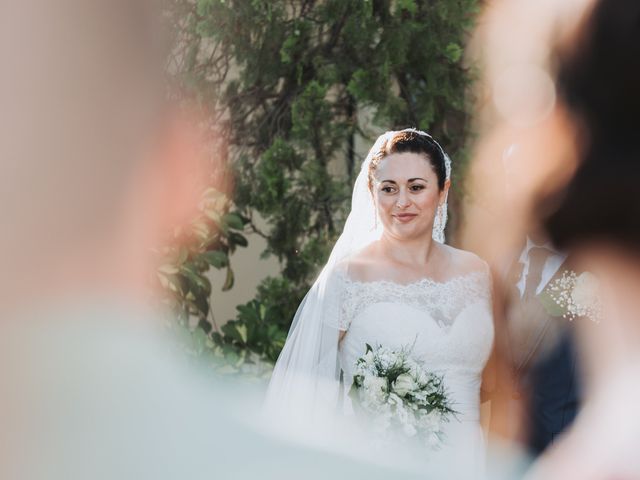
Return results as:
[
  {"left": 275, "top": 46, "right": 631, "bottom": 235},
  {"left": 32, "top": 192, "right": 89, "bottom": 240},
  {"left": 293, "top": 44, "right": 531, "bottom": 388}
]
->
[
  {"left": 337, "top": 243, "right": 384, "bottom": 281},
  {"left": 441, "top": 244, "right": 489, "bottom": 276}
]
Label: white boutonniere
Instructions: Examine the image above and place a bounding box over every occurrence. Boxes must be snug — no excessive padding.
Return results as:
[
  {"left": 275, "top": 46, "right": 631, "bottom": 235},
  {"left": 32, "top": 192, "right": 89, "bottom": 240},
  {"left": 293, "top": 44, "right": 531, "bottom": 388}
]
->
[{"left": 539, "top": 271, "right": 602, "bottom": 322}]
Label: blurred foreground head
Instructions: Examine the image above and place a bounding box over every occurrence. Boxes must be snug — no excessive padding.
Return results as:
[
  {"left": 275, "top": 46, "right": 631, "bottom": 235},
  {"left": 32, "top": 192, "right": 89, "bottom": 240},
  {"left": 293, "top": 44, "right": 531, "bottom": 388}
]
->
[
  {"left": 544, "top": 0, "right": 640, "bottom": 253},
  {"left": 540, "top": 0, "right": 640, "bottom": 400},
  {"left": 525, "top": 1, "right": 640, "bottom": 477},
  {"left": 0, "top": 0, "right": 209, "bottom": 314},
  {"left": 461, "top": 0, "right": 593, "bottom": 260}
]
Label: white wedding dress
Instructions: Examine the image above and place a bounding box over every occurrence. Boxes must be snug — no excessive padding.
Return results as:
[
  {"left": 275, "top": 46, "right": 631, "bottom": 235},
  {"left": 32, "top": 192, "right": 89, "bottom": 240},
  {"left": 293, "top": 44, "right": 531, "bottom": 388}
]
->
[
  {"left": 337, "top": 268, "right": 495, "bottom": 479},
  {"left": 265, "top": 129, "right": 493, "bottom": 478}
]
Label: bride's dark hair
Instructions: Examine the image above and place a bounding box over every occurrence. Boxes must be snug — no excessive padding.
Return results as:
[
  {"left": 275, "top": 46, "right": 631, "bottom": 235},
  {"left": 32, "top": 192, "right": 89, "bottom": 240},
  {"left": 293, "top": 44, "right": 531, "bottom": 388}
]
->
[
  {"left": 543, "top": 0, "right": 640, "bottom": 251},
  {"left": 367, "top": 129, "right": 447, "bottom": 192}
]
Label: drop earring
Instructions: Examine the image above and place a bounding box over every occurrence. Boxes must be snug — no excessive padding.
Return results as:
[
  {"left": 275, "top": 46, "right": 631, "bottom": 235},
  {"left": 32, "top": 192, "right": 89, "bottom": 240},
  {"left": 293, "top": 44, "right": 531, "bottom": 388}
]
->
[
  {"left": 433, "top": 203, "right": 446, "bottom": 243},
  {"left": 373, "top": 205, "right": 379, "bottom": 230}
]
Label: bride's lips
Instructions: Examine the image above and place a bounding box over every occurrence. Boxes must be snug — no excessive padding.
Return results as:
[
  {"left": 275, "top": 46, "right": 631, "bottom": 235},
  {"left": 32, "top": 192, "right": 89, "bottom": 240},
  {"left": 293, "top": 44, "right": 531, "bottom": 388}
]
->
[{"left": 393, "top": 213, "right": 418, "bottom": 223}]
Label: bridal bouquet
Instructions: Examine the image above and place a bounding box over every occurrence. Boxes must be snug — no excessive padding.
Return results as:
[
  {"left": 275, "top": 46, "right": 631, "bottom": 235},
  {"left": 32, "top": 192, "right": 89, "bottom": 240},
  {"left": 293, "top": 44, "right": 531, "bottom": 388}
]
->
[{"left": 349, "top": 343, "right": 456, "bottom": 449}]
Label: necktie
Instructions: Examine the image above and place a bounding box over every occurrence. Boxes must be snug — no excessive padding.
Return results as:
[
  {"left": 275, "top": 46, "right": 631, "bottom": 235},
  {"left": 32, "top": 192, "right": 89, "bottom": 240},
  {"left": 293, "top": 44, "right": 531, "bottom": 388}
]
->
[{"left": 523, "top": 246, "right": 550, "bottom": 299}]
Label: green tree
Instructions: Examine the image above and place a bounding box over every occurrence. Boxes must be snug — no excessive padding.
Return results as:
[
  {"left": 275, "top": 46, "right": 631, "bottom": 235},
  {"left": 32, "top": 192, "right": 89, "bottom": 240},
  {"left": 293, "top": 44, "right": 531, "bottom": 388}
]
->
[{"left": 167, "top": 0, "right": 479, "bottom": 368}]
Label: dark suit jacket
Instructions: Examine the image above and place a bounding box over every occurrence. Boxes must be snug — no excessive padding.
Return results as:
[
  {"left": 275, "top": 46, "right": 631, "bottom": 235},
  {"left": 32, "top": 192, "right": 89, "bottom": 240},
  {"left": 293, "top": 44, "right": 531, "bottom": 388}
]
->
[
  {"left": 504, "top": 255, "right": 582, "bottom": 455},
  {"left": 524, "top": 328, "right": 581, "bottom": 454}
]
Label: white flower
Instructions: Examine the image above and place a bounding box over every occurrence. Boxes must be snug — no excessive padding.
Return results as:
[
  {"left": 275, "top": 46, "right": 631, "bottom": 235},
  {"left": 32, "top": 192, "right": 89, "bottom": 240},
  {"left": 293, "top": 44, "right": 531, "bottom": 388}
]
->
[
  {"left": 405, "top": 358, "right": 420, "bottom": 373},
  {"left": 378, "top": 350, "right": 394, "bottom": 369},
  {"left": 392, "top": 373, "right": 417, "bottom": 397},
  {"left": 415, "top": 369, "right": 429, "bottom": 385},
  {"left": 363, "top": 350, "right": 375, "bottom": 366},
  {"left": 572, "top": 272, "right": 599, "bottom": 309},
  {"left": 363, "top": 375, "right": 388, "bottom": 403}
]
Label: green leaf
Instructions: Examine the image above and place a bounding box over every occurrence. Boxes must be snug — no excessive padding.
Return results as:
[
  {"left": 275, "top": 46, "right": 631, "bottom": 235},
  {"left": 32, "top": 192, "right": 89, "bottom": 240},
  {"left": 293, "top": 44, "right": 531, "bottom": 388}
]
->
[
  {"left": 222, "top": 267, "right": 235, "bottom": 291},
  {"left": 201, "top": 250, "right": 228, "bottom": 268},
  {"left": 192, "top": 327, "right": 209, "bottom": 354},
  {"left": 236, "top": 324, "right": 248, "bottom": 343},
  {"left": 157, "top": 271, "right": 181, "bottom": 293},
  {"left": 223, "top": 212, "right": 245, "bottom": 230},
  {"left": 444, "top": 43, "right": 463, "bottom": 63},
  {"left": 395, "top": 0, "right": 417, "bottom": 15},
  {"left": 229, "top": 232, "right": 248, "bottom": 248},
  {"left": 236, "top": 302, "right": 261, "bottom": 323},
  {"left": 280, "top": 35, "right": 298, "bottom": 64},
  {"left": 181, "top": 266, "right": 212, "bottom": 295},
  {"left": 196, "top": 0, "right": 215, "bottom": 16}
]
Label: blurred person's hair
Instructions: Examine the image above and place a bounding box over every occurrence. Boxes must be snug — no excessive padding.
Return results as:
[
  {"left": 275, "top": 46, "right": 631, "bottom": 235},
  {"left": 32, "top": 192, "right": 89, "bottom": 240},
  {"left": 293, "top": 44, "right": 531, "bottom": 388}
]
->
[{"left": 542, "top": 0, "right": 640, "bottom": 251}]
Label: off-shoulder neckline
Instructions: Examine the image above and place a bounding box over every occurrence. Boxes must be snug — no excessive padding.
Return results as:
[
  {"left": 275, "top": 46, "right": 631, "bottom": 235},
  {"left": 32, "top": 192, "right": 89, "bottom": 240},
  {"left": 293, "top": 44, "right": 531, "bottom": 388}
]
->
[{"left": 336, "top": 269, "right": 487, "bottom": 289}]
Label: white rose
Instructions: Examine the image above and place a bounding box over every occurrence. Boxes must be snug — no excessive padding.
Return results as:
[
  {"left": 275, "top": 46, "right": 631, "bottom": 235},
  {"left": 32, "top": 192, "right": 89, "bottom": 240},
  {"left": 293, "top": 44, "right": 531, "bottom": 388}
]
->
[
  {"left": 392, "top": 373, "right": 417, "bottom": 397},
  {"left": 387, "top": 392, "right": 402, "bottom": 405},
  {"left": 415, "top": 369, "right": 429, "bottom": 386},
  {"left": 405, "top": 358, "right": 420, "bottom": 372},
  {"left": 378, "top": 351, "right": 393, "bottom": 369},
  {"left": 363, "top": 375, "right": 388, "bottom": 402},
  {"left": 572, "top": 272, "right": 599, "bottom": 308}
]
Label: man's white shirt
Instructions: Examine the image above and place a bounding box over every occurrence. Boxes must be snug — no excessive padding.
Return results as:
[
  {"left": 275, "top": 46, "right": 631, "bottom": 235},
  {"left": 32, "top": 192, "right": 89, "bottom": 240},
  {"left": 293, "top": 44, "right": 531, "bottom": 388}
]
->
[{"left": 515, "top": 237, "right": 567, "bottom": 298}]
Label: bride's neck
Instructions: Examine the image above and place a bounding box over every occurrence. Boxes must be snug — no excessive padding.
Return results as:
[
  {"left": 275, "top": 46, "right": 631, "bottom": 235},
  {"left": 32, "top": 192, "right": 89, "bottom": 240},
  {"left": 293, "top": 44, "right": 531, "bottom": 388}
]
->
[{"left": 378, "top": 232, "right": 436, "bottom": 267}]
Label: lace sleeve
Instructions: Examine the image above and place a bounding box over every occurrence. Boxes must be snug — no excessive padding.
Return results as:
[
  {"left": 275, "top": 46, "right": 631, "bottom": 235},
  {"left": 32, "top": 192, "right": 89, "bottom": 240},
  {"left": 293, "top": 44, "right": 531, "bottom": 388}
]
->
[
  {"left": 321, "top": 267, "right": 352, "bottom": 331},
  {"left": 338, "top": 277, "right": 354, "bottom": 331},
  {"left": 334, "top": 270, "right": 353, "bottom": 331}
]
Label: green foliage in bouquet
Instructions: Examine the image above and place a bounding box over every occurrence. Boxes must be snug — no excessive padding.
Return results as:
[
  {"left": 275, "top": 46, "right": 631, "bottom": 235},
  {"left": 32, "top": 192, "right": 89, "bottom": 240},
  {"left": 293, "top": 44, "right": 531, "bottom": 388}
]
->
[{"left": 166, "top": 0, "right": 480, "bottom": 369}]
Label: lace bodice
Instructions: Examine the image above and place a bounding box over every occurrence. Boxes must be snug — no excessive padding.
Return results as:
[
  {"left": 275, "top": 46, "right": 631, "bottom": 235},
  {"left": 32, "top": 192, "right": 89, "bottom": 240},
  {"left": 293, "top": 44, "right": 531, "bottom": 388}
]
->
[
  {"left": 337, "top": 270, "right": 491, "bottom": 332},
  {"left": 338, "top": 269, "right": 494, "bottom": 427}
]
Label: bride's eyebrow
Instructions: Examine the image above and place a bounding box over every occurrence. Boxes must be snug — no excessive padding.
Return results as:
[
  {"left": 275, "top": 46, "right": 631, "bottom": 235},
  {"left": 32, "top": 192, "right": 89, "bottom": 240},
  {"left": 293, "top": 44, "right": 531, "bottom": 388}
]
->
[{"left": 379, "top": 178, "right": 428, "bottom": 184}]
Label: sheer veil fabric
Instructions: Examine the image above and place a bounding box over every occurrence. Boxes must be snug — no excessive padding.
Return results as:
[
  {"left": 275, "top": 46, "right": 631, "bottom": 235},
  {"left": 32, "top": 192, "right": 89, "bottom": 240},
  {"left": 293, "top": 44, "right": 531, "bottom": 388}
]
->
[{"left": 264, "top": 129, "right": 452, "bottom": 430}]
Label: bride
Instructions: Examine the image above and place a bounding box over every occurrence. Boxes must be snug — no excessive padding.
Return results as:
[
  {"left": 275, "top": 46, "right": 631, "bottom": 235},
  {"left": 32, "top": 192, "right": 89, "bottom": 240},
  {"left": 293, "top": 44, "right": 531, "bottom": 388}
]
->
[{"left": 265, "top": 129, "right": 494, "bottom": 478}]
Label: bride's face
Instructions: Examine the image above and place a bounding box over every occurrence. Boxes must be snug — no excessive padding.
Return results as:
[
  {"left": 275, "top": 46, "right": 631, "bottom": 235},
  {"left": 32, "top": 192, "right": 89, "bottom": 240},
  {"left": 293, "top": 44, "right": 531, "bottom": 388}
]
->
[{"left": 373, "top": 152, "right": 449, "bottom": 240}]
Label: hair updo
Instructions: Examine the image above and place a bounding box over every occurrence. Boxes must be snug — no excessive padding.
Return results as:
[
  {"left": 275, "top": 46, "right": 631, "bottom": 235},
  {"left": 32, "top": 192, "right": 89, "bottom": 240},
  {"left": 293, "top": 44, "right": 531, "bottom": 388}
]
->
[{"left": 367, "top": 129, "right": 448, "bottom": 192}]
